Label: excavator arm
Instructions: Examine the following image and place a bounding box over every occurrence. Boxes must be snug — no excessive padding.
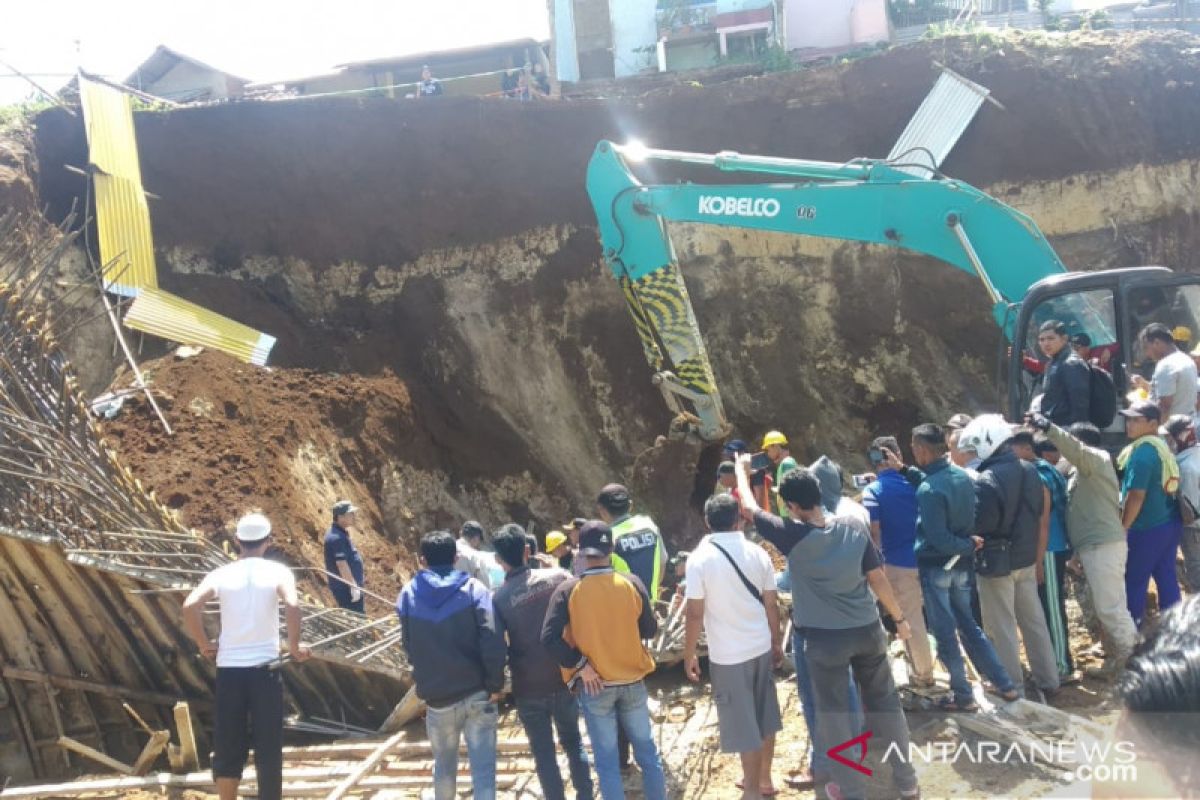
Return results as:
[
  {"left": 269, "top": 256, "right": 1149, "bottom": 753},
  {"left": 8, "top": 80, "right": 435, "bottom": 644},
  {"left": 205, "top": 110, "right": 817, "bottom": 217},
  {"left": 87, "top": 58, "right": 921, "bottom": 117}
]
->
[{"left": 586, "top": 140, "right": 1068, "bottom": 441}]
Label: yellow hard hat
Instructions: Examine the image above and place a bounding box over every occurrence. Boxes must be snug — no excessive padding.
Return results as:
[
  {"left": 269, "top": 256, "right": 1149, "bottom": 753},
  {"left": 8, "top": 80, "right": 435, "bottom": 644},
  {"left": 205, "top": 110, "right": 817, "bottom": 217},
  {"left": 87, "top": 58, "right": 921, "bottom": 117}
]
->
[
  {"left": 1174, "top": 325, "right": 1194, "bottom": 344},
  {"left": 761, "top": 430, "right": 788, "bottom": 448},
  {"left": 545, "top": 530, "right": 568, "bottom": 551}
]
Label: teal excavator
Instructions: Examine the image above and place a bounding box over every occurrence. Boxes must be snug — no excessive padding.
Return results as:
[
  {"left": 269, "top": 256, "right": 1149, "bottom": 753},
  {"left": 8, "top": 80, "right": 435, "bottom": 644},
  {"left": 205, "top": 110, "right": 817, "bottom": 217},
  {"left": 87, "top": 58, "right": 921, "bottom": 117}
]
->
[{"left": 586, "top": 139, "right": 1200, "bottom": 440}]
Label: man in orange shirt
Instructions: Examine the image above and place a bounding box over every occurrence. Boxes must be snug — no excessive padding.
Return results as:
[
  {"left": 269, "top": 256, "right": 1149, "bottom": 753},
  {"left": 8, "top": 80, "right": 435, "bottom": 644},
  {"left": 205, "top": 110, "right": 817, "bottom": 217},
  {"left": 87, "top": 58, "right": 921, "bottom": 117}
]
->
[{"left": 541, "top": 522, "right": 665, "bottom": 800}]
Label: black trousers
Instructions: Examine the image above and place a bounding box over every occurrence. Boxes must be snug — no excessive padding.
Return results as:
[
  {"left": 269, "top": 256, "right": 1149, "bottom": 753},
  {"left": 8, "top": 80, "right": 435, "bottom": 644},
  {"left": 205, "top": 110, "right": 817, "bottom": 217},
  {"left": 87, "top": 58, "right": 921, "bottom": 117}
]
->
[{"left": 213, "top": 666, "right": 284, "bottom": 800}]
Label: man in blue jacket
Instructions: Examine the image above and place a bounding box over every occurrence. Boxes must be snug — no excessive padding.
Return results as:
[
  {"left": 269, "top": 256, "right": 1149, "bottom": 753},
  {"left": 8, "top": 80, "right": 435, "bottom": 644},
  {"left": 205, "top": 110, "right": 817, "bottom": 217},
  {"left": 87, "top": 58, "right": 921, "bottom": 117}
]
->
[
  {"left": 398, "top": 530, "right": 506, "bottom": 800},
  {"left": 905, "top": 423, "right": 1018, "bottom": 711}
]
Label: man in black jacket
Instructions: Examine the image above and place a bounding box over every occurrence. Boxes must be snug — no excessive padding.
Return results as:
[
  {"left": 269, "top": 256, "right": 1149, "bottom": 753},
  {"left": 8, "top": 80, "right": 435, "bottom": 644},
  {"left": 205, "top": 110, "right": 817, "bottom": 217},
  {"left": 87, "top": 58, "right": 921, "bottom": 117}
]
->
[
  {"left": 961, "top": 415, "right": 1060, "bottom": 698},
  {"left": 491, "top": 525, "right": 593, "bottom": 800},
  {"left": 397, "top": 531, "right": 506, "bottom": 800},
  {"left": 1037, "top": 320, "right": 1092, "bottom": 426}
]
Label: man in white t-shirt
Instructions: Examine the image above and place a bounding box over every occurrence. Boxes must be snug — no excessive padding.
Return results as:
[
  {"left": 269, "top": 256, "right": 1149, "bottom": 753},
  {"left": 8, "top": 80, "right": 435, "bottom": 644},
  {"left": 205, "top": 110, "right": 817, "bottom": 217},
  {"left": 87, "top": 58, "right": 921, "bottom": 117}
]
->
[
  {"left": 1132, "top": 323, "right": 1198, "bottom": 419},
  {"left": 683, "top": 493, "right": 783, "bottom": 800},
  {"left": 183, "top": 513, "right": 310, "bottom": 800}
]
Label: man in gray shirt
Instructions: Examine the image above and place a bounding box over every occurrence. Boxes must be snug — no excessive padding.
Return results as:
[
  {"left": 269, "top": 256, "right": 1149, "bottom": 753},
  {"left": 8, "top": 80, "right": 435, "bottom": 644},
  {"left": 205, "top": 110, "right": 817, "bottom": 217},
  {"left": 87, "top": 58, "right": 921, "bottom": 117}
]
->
[
  {"left": 737, "top": 456, "right": 918, "bottom": 800},
  {"left": 1132, "top": 323, "right": 1198, "bottom": 418}
]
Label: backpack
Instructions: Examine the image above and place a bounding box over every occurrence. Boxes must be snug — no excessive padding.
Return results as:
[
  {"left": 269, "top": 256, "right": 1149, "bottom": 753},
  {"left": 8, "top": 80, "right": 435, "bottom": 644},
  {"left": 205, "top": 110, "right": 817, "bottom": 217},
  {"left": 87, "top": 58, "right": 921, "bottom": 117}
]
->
[{"left": 1086, "top": 363, "right": 1116, "bottom": 428}]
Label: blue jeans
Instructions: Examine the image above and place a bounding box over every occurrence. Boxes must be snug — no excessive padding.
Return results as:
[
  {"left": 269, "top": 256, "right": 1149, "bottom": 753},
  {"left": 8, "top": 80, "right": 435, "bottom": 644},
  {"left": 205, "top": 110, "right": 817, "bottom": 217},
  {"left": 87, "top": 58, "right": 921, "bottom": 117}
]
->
[
  {"left": 578, "top": 681, "right": 666, "bottom": 800},
  {"left": 516, "top": 689, "right": 594, "bottom": 800},
  {"left": 425, "top": 690, "right": 497, "bottom": 800},
  {"left": 919, "top": 564, "right": 1014, "bottom": 703},
  {"left": 793, "top": 629, "right": 861, "bottom": 777}
]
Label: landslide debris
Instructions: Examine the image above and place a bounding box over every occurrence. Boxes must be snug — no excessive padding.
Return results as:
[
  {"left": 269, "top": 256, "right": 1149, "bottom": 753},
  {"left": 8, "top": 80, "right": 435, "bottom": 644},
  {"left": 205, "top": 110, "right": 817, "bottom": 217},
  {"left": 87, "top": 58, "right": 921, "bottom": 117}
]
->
[{"left": 100, "top": 349, "right": 433, "bottom": 607}]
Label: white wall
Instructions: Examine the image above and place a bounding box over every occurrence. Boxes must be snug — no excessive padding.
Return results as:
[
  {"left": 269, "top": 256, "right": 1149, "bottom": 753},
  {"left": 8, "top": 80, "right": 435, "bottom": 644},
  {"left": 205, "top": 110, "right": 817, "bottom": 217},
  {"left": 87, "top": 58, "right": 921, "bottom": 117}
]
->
[
  {"left": 786, "top": 0, "right": 888, "bottom": 50},
  {"left": 553, "top": 0, "right": 581, "bottom": 82},
  {"left": 609, "top": 0, "right": 660, "bottom": 77}
]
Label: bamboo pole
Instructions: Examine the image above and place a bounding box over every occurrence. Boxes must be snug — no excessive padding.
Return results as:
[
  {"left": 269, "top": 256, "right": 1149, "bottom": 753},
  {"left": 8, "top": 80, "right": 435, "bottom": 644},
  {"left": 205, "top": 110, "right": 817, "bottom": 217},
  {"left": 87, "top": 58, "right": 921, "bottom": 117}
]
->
[{"left": 322, "top": 729, "right": 406, "bottom": 800}]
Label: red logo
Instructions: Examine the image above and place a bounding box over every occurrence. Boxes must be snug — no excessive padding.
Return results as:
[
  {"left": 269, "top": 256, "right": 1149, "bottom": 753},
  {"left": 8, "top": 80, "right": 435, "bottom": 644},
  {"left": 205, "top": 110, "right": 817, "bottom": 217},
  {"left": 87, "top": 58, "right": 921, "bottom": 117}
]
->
[{"left": 827, "top": 730, "right": 873, "bottom": 777}]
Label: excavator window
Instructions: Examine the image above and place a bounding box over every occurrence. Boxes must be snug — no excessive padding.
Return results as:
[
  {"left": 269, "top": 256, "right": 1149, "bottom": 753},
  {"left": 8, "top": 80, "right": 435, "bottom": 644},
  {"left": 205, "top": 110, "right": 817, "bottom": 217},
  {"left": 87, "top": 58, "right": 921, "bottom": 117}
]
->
[
  {"left": 1125, "top": 283, "right": 1200, "bottom": 381},
  {"left": 1014, "top": 288, "right": 1120, "bottom": 427}
]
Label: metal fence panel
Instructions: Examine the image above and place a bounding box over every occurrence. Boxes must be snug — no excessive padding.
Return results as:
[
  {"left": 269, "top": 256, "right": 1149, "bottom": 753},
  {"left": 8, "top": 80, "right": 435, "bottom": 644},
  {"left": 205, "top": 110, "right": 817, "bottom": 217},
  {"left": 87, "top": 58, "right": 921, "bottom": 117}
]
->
[{"left": 888, "top": 69, "right": 990, "bottom": 177}]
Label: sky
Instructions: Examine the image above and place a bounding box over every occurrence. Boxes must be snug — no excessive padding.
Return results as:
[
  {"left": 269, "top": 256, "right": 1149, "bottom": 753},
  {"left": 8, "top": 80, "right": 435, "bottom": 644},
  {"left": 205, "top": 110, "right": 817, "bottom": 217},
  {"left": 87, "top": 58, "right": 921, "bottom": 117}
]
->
[{"left": 0, "top": 0, "right": 551, "bottom": 104}]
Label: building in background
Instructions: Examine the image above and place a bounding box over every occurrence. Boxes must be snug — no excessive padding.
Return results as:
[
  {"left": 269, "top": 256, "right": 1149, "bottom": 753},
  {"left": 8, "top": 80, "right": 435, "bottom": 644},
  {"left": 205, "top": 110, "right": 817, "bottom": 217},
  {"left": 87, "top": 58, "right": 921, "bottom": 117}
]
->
[
  {"left": 552, "top": 0, "right": 782, "bottom": 81},
  {"left": 124, "top": 46, "right": 249, "bottom": 102},
  {"left": 253, "top": 39, "right": 549, "bottom": 98},
  {"left": 550, "top": 0, "right": 897, "bottom": 83},
  {"left": 784, "top": 0, "right": 890, "bottom": 51}
]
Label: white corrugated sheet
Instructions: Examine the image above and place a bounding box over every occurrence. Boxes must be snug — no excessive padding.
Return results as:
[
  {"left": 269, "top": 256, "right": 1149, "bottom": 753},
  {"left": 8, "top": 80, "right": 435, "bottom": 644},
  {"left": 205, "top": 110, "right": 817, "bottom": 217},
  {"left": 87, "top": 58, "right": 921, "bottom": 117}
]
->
[{"left": 887, "top": 69, "right": 991, "bottom": 177}]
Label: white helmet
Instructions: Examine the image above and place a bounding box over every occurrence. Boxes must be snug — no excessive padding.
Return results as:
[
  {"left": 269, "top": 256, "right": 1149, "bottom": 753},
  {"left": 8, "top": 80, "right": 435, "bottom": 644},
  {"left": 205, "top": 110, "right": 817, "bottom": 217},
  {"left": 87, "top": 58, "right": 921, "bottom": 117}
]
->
[{"left": 956, "top": 414, "right": 1015, "bottom": 462}]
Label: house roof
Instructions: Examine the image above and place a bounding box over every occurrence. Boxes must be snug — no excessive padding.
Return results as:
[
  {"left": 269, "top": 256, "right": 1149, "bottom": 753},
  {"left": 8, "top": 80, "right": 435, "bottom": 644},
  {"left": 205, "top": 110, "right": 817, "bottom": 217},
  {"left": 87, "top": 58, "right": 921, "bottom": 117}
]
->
[
  {"left": 714, "top": 7, "right": 775, "bottom": 29},
  {"left": 124, "top": 46, "right": 250, "bottom": 89},
  {"left": 334, "top": 37, "right": 545, "bottom": 72}
]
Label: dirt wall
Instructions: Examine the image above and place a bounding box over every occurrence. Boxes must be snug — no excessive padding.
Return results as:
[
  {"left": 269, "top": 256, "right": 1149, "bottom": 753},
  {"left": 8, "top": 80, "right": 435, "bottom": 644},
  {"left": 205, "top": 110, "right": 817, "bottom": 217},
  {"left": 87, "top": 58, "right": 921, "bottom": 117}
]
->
[{"left": 32, "top": 30, "right": 1200, "bottom": 563}]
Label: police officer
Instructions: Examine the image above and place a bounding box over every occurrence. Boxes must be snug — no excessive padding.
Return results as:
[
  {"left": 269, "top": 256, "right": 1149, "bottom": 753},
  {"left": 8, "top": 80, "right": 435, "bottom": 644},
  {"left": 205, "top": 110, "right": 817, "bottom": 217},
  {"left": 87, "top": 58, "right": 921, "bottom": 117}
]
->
[{"left": 324, "top": 500, "right": 365, "bottom": 612}]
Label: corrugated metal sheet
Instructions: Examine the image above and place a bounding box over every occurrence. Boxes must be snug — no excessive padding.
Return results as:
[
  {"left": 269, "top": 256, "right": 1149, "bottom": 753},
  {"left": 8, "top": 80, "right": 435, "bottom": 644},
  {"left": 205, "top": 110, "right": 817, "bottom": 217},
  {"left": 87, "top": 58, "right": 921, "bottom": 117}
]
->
[
  {"left": 79, "top": 78, "right": 143, "bottom": 183},
  {"left": 79, "top": 76, "right": 276, "bottom": 364},
  {"left": 124, "top": 288, "right": 276, "bottom": 366},
  {"left": 79, "top": 78, "right": 158, "bottom": 295},
  {"left": 90, "top": 173, "right": 157, "bottom": 296},
  {"left": 888, "top": 68, "right": 990, "bottom": 177}
]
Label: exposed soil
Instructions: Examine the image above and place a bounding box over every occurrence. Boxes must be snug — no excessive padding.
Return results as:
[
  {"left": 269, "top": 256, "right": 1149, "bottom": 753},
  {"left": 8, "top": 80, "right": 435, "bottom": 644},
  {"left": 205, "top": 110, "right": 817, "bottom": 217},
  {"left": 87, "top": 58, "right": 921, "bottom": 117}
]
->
[
  {"left": 100, "top": 348, "right": 452, "bottom": 607},
  {"left": 32, "top": 30, "right": 1200, "bottom": 269}
]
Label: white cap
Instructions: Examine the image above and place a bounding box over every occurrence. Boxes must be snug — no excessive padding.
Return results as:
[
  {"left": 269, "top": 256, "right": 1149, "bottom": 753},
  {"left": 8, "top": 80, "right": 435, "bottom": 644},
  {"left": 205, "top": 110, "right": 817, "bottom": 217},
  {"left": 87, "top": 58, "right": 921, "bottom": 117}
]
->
[{"left": 236, "top": 513, "right": 272, "bottom": 542}]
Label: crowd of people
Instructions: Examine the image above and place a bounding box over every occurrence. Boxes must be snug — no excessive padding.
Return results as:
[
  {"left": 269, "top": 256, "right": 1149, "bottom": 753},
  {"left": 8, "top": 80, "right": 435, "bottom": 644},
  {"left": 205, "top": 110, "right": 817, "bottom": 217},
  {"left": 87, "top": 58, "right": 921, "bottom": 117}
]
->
[{"left": 182, "top": 318, "right": 1200, "bottom": 800}]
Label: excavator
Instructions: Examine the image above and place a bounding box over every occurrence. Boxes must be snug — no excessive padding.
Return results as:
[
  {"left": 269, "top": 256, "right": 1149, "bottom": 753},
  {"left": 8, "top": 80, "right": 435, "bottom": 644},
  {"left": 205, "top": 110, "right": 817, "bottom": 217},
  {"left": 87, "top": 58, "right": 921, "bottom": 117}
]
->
[{"left": 586, "top": 139, "right": 1200, "bottom": 442}]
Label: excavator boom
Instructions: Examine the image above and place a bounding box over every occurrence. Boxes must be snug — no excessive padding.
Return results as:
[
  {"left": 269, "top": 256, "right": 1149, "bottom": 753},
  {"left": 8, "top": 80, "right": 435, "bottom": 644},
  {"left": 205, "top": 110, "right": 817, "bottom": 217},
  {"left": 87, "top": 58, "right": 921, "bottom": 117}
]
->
[{"left": 586, "top": 140, "right": 1069, "bottom": 441}]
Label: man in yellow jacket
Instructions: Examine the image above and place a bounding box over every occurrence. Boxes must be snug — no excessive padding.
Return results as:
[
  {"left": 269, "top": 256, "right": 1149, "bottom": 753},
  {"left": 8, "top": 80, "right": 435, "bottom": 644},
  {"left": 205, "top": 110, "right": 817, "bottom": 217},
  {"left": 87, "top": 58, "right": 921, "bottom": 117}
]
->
[{"left": 541, "top": 522, "right": 666, "bottom": 800}]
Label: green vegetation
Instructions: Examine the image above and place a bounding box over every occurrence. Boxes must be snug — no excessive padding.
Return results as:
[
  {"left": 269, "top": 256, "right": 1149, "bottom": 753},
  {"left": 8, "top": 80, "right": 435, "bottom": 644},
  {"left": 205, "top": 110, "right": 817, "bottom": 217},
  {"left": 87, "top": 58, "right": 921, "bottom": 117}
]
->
[{"left": 0, "top": 100, "right": 53, "bottom": 136}]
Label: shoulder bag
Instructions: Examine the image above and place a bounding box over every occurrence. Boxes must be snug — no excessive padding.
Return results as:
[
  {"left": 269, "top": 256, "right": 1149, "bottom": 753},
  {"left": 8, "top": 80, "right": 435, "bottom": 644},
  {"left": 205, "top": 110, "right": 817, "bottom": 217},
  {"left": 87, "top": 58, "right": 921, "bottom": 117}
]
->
[
  {"left": 975, "top": 465, "right": 1032, "bottom": 578},
  {"left": 709, "top": 541, "right": 764, "bottom": 605}
]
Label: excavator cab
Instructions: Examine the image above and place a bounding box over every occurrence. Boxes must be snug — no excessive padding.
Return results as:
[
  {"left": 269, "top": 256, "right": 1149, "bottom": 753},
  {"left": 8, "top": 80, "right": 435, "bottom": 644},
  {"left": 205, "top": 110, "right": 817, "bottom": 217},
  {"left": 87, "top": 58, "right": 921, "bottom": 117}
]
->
[{"left": 1008, "top": 268, "right": 1200, "bottom": 432}]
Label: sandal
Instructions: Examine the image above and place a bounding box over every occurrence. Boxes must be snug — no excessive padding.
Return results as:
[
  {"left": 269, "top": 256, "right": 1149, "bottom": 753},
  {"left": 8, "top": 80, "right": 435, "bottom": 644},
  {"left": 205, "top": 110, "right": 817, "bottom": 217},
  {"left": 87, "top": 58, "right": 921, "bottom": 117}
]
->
[
  {"left": 734, "top": 779, "right": 777, "bottom": 797},
  {"left": 784, "top": 772, "right": 817, "bottom": 790},
  {"left": 936, "top": 695, "right": 979, "bottom": 712}
]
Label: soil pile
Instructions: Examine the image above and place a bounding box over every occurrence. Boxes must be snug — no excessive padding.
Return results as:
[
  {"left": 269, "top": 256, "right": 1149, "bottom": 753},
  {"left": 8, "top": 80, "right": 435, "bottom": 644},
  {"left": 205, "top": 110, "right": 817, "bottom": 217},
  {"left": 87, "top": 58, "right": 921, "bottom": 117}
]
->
[
  {"left": 99, "top": 349, "right": 438, "bottom": 606},
  {"left": 33, "top": 30, "right": 1200, "bottom": 267}
]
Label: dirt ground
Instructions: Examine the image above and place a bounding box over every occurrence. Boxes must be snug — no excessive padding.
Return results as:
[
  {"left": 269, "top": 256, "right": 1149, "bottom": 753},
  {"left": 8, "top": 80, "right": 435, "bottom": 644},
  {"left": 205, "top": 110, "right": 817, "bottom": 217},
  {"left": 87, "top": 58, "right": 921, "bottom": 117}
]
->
[{"left": 99, "top": 348, "right": 436, "bottom": 607}]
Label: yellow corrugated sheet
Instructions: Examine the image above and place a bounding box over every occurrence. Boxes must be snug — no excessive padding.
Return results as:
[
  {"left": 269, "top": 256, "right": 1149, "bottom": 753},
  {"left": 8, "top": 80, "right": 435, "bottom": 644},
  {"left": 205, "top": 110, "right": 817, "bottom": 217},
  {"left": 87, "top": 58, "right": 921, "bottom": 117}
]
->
[
  {"left": 79, "top": 78, "right": 158, "bottom": 296},
  {"left": 124, "top": 288, "right": 276, "bottom": 367},
  {"left": 79, "top": 76, "right": 277, "bottom": 366}
]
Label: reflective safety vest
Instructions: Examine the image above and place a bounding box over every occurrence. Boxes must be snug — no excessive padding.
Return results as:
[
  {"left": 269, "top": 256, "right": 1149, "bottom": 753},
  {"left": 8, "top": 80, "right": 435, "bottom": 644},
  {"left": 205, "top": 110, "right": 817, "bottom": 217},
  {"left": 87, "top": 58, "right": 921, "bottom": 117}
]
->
[{"left": 612, "top": 514, "right": 665, "bottom": 599}]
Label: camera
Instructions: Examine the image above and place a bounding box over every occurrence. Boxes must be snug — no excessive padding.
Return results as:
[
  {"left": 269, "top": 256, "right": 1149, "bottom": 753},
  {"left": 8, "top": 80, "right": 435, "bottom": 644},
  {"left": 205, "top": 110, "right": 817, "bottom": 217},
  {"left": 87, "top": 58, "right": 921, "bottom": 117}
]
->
[{"left": 852, "top": 473, "right": 874, "bottom": 489}]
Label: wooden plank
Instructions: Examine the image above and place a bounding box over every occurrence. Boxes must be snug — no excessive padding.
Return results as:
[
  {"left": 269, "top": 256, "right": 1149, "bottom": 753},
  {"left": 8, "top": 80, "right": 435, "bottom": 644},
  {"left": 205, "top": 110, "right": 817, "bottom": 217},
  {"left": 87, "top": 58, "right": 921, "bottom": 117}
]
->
[
  {"left": 0, "top": 771, "right": 214, "bottom": 797},
  {"left": 323, "top": 729, "right": 406, "bottom": 800},
  {"left": 1, "top": 665, "right": 203, "bottom": 708},
  {"left": 122, "top": 703, "right": 155, "bottom": 736},
  {"left": 54, "top": 735, "right": 133, "bottom": 775},
  {"left": 172, "top": 701, "right": 200, "bottom": 773},
  {"left": 377, "top": 685, "right": 423, "bottom": 734},
  {"left": 283, "top": 738, "right": 534, "bottom": 757},
  {"left": 130, "top": 730, "right": 170, "bottom": 776},
  {"left": 0, "top": 769, "right": 519, "bottom": 799}
]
